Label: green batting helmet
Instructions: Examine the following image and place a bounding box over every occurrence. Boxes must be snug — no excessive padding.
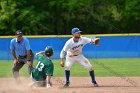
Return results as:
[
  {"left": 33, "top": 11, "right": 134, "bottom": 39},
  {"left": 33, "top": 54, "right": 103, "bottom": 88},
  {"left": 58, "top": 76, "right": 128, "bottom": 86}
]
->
[{"left": 45, "top": 46, "right": 54, "bottom": 57}]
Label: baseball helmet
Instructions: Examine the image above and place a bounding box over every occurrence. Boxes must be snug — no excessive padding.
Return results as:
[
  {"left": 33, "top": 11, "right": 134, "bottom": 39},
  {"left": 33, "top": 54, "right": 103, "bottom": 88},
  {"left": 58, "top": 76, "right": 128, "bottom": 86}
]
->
[
  {"left": 45, "top": 46, "right": 54, "bottom": 57},
  {"left": 71, "top": 27, "right": 82, "bottom": 34}
]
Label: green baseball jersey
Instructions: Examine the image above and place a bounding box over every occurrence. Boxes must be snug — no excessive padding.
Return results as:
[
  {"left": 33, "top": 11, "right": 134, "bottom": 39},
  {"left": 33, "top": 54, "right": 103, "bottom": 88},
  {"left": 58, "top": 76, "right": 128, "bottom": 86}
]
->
[{"left": 31, "top": 54, "right": 54, "bottom": 81}]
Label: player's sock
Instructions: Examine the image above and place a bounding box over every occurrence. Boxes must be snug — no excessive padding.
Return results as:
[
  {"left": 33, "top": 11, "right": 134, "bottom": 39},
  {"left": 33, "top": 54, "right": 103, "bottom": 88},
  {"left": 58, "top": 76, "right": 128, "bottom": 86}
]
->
[
  {"left": 89, "top": 70, "right": 97, "bottom": 84},
  {"left": 65, "top": 70, "right": 70, "bottom": 83}
]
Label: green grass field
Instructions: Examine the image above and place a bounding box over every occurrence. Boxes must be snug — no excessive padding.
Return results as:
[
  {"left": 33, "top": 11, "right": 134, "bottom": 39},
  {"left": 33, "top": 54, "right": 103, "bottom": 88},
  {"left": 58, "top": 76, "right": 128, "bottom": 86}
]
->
[{"left": 0, "top": 58, "right": 140, "bottom": 77}]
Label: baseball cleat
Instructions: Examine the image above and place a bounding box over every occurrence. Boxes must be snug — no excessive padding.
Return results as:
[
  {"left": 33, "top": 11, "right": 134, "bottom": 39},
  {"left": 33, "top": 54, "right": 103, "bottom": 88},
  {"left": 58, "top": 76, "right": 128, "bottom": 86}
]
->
[
  {"left": 46, "top": 83, "right": 52, "bottom": 88},
  {"left": 92, "top": 81, "right": 99, "bottom": 87},
  {"left": 93, "top": 83, "right": 99, "bottom": 87},
  {"left": 63, "top": 82, "right": 70, "bottom": 88}
]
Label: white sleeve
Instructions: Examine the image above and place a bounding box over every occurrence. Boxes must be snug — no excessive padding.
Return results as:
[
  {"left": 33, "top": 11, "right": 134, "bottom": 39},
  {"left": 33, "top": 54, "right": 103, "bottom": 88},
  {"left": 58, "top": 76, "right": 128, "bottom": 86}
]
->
[
  {"left": 60, "top": 50, "right": 65, "bottom": 58},
  {"left": 36, "top": 53, "right": 39, "bottom": 56},
  {"left": 82, "top": 37, "right": 92, "bottom": 44},
  {"left": 60, "top": 41, "right": 70, "bottom": 58},
  {"left": 63, "top": 41, "right": 70, "bottom": 52}
]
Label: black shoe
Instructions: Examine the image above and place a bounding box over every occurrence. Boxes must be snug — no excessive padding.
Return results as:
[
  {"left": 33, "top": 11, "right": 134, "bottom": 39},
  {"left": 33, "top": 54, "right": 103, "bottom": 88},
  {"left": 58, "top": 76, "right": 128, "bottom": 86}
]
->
[
  {"left": 93, "top": 83, "right": 99, "bottom": 87},
  {"left": 64, "top": 82, "right": 70, "bottom": 87},
  {"left": 92, "top": 81, "right": 99, "bottom": 87}
]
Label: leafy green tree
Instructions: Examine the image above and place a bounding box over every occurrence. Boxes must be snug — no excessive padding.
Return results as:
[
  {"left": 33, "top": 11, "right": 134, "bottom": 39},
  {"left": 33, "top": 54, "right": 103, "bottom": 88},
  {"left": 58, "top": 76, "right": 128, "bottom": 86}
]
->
[
  {"left": 0, "top": 0, "right": 139, "bottom": 35},
  {"left": 122, "top": 0, "right": 140, "bottom": 33}
]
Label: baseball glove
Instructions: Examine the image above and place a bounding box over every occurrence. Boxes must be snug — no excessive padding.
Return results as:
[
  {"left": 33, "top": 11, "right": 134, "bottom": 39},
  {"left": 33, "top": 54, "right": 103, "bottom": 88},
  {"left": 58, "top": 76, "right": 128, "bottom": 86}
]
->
[{"left": 94, "top": 38, "right": 100, "bottom": 45}]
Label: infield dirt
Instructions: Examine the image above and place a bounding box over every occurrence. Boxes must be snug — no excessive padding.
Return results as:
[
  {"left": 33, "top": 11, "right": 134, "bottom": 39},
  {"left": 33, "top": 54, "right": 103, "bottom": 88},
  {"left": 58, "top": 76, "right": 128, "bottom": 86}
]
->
[{"left": 0, "top": 77, "right": 140, "bottom": 93}]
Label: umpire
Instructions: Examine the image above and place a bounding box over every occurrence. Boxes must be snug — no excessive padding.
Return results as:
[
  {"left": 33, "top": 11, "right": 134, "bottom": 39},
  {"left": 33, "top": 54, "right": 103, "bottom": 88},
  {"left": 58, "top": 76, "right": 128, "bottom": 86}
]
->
[{"left": 10, "top": 30, "right": 34, "bottom": 81}]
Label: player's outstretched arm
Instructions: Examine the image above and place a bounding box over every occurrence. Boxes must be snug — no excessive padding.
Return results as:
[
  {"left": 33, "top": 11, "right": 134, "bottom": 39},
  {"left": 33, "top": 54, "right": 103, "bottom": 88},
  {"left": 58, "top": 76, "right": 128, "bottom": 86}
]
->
[{"left": 36, "top": 51, "right": 45, "bottom": 55}]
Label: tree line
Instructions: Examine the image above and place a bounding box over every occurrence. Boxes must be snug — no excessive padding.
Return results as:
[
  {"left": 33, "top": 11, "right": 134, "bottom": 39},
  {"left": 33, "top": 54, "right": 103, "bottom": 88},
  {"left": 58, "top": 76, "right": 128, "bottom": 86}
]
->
[{"left": 0, "top": 0, "right": 140, "bottom": 35}]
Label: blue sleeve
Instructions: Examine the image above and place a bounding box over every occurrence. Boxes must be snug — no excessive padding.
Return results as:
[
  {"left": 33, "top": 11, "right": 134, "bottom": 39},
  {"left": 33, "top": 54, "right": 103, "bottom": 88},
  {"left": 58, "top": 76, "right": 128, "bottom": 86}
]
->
[
  {"left": 24, "top": 38, "right": 31, "bottom": 50},
  {"left": 10, "top": 39, "right": 15, "bottom": 50}
]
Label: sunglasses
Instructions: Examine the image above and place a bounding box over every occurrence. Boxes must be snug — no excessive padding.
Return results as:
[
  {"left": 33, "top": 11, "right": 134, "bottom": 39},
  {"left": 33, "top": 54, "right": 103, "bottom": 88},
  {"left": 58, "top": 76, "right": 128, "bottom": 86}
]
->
[{"left": 16, "top": 35, "right": 22, "bottom": 37}]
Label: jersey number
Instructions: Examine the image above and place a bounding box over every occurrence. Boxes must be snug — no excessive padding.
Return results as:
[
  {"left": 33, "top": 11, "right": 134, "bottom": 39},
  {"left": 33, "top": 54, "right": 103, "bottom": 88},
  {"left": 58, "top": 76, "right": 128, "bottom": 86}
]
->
[{"left": 36, "top": 61, "right": 44, "bottom": 71}]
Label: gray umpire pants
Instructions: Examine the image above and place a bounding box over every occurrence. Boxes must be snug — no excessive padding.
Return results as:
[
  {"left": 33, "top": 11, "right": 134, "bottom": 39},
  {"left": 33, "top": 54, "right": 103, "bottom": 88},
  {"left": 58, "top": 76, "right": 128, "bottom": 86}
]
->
[{"left": 12, "top": 51, "right": 34, "bottom": 79}]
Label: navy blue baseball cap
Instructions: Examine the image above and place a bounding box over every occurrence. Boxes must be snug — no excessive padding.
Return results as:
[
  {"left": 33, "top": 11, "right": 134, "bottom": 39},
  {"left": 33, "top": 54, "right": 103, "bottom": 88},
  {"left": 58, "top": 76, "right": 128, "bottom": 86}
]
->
[
  {"left": 15, "top": 30, "right": 23, "bottom": 36},
  {"left": 71, "top": 27, "right": 82, "bottom": 34}
]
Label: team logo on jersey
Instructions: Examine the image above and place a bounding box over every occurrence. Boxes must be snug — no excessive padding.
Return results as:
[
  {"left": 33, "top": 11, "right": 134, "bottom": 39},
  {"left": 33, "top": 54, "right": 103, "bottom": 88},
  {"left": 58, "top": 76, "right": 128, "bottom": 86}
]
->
[{"left": 72, "top": 44, "right": 84, "bottom": 50}]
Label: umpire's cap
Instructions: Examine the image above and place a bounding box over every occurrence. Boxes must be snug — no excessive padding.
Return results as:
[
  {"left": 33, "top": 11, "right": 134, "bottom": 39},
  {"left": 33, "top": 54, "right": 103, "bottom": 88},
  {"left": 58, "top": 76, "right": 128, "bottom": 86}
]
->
[
  {"left": 71, "top": 27, "right": 82, "bottom": 34},
  {"left": 45, "top": 46, "right": 54, "bottom": 57},
  {"left": 15, "top": 30, "right": 23, "bottom": 36}
]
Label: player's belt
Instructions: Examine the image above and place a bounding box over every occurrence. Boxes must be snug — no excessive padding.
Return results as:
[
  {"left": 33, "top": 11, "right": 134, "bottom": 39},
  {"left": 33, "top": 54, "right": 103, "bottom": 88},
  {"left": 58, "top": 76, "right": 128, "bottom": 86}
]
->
[
  {"left": 68, "top": 55, "right": 79, "bottom": 57},
  {"left": 18, "top": 55, "right": 27, "bottom": 59},
  {"left": 73, "top": 55, "right": 78, "bottom": 56}
]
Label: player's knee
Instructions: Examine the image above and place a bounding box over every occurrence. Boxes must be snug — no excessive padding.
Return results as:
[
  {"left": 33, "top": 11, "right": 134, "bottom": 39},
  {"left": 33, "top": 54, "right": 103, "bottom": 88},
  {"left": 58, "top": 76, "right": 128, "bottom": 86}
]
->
[
  {"left": 12, "top": 67, "right": 18, "bottom": 72},
  {"left": 65, "top": 65, "right": 71, "bottom": 70},
  {"left": 88, "top": 66, "right": 93, "bottom": 71}
]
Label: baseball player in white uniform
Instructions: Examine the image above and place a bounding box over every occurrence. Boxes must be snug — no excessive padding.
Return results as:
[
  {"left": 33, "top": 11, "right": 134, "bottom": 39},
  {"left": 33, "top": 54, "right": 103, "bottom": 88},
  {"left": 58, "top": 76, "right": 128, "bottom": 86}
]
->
[{"left": 60, "top": 27, "right": 100, "bottom": 87}]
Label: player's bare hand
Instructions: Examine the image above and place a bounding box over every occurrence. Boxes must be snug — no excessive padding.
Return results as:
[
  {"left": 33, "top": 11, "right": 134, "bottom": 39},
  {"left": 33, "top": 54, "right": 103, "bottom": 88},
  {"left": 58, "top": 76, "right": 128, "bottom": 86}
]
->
[
  {"left": 27, "top": 61, "right": 32, "bottom": 66},
  {"left": 14, "top": 59, "right": 18, "bottom": 64},
  {"left": 60, "top": 61, "right": 64, "bottom": 67}
]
